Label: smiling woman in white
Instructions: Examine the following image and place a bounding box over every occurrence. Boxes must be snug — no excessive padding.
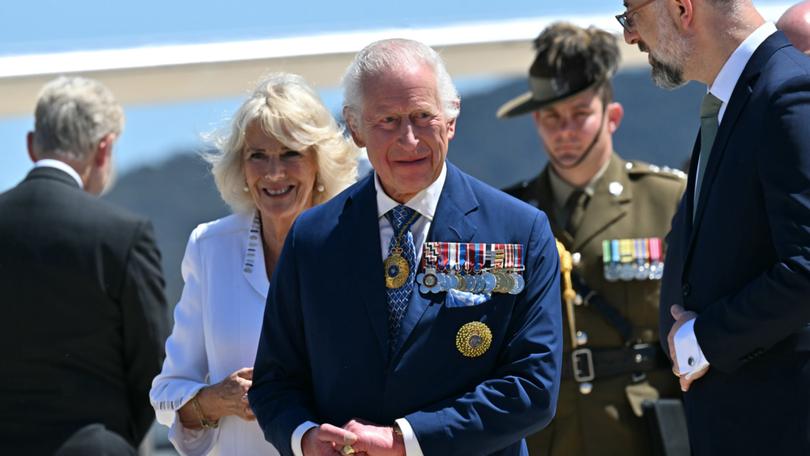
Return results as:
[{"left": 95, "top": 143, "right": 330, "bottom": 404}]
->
[{"left": 149, "top": 72, "right": 357, "bottom": 456}]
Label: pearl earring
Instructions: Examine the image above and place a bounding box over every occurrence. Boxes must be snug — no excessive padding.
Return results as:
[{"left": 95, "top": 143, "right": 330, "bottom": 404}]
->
[
  {"left": 243, "top": 185, "right": 249, "bottom": 192},
  {"left": 316, "top": 183, "right": 325, "bottom": 193}
]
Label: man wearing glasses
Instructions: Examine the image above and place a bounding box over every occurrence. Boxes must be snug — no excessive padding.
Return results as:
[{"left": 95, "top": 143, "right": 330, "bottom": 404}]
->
[
  {"left": 620, "top": 0, "right": 810, "bottom": 453},
  {"left": 498, "top": 22, "right": 685, "bottom": 456}
]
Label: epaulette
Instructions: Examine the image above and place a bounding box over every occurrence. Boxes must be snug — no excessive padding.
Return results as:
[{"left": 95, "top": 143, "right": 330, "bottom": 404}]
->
[
  {"left": 624, "top": 161, "right": 687, "bottom": 181},
  {"left": 502, "top": 179, "right": 532, "bottom": 195}
]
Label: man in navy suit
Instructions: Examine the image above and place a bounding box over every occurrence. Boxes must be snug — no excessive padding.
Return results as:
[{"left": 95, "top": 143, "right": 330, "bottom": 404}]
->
[
  {"left": 248, "top": 39, "right": 563, "bottom": 456},
  {"left": 620, "top": 0, "right": 810, "bottom": 453},
  {"left": 0, "top": 76, "right": 169, "bottom": 453}
]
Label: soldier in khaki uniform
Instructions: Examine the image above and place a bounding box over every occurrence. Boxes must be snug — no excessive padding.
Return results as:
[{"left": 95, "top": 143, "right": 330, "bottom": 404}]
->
[{"left": 497, "top": 23, "right": 686, "bottom": 456}]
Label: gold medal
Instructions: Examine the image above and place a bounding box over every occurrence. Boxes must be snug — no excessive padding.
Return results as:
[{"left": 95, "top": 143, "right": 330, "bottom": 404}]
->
[
  {"left": 383, "top": 208, "right": 421, "bottom": 289},
  {"left": 455, "top": 273, "right": 467, "bottom": 291},
  {"left": 493, "top": 271, "right": 514, "bottom": 294},
  {"left": 455, "top": 321, "right": 492, "bottom": 358},
  {"left": 384, "top": 248, "right": 410, "bottom": 289}
]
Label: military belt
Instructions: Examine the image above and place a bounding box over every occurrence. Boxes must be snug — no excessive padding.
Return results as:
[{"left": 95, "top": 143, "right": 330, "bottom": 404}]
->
[{"left": 561, "top": 343, "right": 668, "bottom": 382}]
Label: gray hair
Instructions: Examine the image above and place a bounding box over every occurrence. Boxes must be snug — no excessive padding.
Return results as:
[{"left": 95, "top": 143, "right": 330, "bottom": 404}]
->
[
  {"left": 206, "top": 72, "right": 359, "bottom": 214},
  {"left": 33, "top": 76, "right": 124, "bottom": 161},
  {"left": 341, "top": 38, "right": 460, "bottom": 122}
]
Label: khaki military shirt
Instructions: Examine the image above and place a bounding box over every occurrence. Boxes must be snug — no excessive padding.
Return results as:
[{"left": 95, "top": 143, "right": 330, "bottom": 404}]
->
[{"left": 505, "top": 153, "right": 686, "bottom": 456}]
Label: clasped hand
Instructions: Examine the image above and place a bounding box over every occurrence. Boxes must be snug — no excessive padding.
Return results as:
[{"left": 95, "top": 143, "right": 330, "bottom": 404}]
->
[
  {"left": 302, "top": 419, "right": 405, "bottom": 456},
  {"left": 178, "top": 367, "right": 255, "bottom": 430}
]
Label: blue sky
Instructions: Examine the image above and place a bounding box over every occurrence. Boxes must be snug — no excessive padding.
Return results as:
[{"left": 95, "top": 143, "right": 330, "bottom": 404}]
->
[
  {"left": 1, "top": 1, "right": 594, "bottom": 56},
  {"left": 0, "top": 0, "right": 791, "bottom": 191}
]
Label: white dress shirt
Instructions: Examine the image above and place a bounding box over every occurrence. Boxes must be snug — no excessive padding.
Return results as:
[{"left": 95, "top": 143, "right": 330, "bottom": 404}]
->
[
  {"left": 290, "top": 164, "right": 448, "bottom": 456},
  {"left": 34, "top": 159, "right": 83, "bottom": 188},
  {"left": 150, "top": 213, "right": 280, "bottom": 456},
  {"left": 675, "top": 22, "right": 777, "bottom": 376}
]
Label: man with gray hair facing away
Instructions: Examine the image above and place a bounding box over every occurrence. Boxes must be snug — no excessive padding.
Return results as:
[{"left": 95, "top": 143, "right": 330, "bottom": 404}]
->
[
  {"left": 778, "top": 0, "right": 810, "bottom": 53},
  {"left": 0, "top": 76, "right": 170, "bottom": 454},
  {"left": 249, "top": 38, "right": 563, "bottom": 456}
]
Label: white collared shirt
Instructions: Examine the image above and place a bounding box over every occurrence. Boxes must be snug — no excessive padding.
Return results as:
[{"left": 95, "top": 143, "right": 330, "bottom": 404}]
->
[
  {"left": 290, "top": 165, "right": 448, "bottom": 456},
  {"left": 34, "top": 159, "right": 83, "bottom": 189},
  {"left": 375, "top": 162, "right": 447, "bottom": 266},
  {"left": 675, "top": 22, "right": 777, "bottom": 377},
  {"left": 708, "top": 22, "right": 777, "bottom": 124}
]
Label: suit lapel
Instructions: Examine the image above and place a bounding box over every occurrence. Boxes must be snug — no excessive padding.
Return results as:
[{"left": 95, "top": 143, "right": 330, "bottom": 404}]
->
[
  {"left": 684, "top": 137, "right": 701, "bottom": 236},
  {"left": 690, "top": 86, "right": 752, "bottom": 231},
  {"left": 573, "top": 155, "right": 632, "bottom": 251},
  {"left": 426, "top": 164, "right": 479, "bottom": 243},
  {"left": 393, "top": 163, "right": 479, "bottom": 358},
  {"left": 343, "top": 175, "right": 391, "bottom": 360},
  {"left": 683, "top": 33, "right": 789, "bottom": 272}
]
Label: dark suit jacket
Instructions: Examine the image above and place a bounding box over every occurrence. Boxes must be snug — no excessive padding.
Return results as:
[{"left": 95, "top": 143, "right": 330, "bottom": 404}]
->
[
  {"left": 0, "top": 166, "right": 170, "bottom": 454},
  {"left": 249, "top": 162, "right": 563, "bottom": 456},
  {"left": 660, "top": 32, "right": 810, "bottom": 454}
]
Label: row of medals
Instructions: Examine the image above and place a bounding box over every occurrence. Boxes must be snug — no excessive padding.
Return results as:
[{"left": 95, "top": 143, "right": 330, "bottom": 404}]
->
[
  {"left": 416, "top": 268, "right": 525, "bottom": 295},
  {"left": 602, "top": 238, "right": 665, "bottom": 282}
]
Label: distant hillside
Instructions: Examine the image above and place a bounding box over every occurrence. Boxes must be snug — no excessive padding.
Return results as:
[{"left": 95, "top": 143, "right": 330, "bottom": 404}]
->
[
  {"left": 105, "top": 68, "right": 704, "bottom": 307},
  {"left": 104, "top": 153, "right": 229, "bottom": 306}
]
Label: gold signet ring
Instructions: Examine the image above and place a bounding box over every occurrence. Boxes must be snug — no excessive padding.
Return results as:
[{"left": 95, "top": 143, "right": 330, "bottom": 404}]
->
[{"left": 340, "top": 444, "right": 356, "bottom": 455}]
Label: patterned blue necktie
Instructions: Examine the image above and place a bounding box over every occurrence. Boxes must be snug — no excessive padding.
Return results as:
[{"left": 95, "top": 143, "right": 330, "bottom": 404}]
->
[{"left": 385, "top": 205, "right": 419, "bottom": 352}]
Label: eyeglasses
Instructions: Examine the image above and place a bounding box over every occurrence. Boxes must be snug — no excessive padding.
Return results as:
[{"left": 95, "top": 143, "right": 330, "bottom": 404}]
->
[{"left": 615, "top": 0, "right": 658, "bottom": 32}]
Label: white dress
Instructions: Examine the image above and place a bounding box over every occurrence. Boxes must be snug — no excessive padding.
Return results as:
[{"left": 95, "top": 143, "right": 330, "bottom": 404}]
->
[{"left": 150, "top": 213, "right": 280, "bottom": 456}]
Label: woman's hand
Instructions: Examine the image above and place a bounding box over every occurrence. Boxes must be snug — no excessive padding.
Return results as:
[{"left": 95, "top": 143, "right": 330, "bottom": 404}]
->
[{"left": 178, "top": 367, "right": 255, "bottom": 429}]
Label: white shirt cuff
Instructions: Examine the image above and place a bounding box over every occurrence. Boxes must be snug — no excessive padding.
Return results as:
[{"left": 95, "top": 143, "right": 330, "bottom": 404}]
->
[
  {"left": 674, "top": 318, "right": 710, "bottom": 375},
  {"left": 292, "top": 421, "right": 318, "bottom": 456},
  {"left": 167, "top": 414, "right": 217, "bottom": 456},
  {"left": 396, "top": 418, "right": 425, "bottom": 456}
]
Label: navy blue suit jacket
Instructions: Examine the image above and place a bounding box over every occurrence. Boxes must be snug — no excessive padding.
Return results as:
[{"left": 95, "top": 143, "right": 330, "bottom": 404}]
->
[
  {"left": 660, "top": 33, "right": 810, "bottom": 454},
  {"left": 249, "top": 162, "right": 562, "bottom": 456},
  {"left": 0, "top": 167, "right": 169, "bottom": 453}
]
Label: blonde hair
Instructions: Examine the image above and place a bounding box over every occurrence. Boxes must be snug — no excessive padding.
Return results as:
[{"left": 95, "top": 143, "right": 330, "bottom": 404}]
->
[{"left": 206, "top": 73, "right": 358, "bottom": 214}]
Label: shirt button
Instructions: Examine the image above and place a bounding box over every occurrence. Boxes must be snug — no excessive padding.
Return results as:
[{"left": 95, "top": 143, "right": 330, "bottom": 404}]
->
[{"left": 688, "top": 356, "right": 696, "bottom": 367}]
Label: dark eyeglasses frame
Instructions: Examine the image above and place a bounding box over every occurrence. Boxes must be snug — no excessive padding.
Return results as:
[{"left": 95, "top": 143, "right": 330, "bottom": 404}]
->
[{"left": 615, "top": 0, "right": 658, "bottom": 32}]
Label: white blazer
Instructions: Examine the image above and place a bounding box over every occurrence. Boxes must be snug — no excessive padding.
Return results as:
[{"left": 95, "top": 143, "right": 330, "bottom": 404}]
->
[{"left": 150, "top": 213, "right": 280, "bottom": 456}]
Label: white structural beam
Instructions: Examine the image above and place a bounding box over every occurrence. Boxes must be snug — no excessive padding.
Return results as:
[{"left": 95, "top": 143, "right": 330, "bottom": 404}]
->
[{"left": 0, "top": 5, "right": 790, "bottom": 117}]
